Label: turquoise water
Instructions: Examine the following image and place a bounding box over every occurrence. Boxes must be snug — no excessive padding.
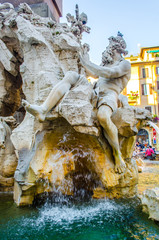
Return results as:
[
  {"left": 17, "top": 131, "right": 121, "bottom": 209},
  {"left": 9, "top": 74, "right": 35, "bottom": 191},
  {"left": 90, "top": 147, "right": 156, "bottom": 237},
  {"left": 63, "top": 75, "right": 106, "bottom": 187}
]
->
[{"left": 0, "top": 193, "right": 159, "bottom": 240}]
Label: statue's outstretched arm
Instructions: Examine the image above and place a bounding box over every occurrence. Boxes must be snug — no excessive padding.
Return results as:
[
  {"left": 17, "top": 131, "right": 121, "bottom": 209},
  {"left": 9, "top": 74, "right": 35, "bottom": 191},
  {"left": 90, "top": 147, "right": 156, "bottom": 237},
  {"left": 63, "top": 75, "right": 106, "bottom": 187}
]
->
[{"left": 80, "top": 55, "right": 131, "bottom": 79}]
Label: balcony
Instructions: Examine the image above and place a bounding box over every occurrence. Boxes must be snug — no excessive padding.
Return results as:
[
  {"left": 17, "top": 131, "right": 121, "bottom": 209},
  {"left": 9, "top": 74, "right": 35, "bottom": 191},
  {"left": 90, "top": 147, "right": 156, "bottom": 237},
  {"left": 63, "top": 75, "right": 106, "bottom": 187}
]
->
[{"left": 127, "top": 91, "right": 139, "bottom": 105}]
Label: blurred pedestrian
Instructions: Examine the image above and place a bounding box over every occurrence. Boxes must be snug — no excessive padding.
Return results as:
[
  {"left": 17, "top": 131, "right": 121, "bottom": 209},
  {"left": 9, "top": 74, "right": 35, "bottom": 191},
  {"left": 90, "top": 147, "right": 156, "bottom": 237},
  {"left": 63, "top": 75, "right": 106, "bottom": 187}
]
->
[{"left": 145, "top": 146, "right": 155, "bottom": 160}]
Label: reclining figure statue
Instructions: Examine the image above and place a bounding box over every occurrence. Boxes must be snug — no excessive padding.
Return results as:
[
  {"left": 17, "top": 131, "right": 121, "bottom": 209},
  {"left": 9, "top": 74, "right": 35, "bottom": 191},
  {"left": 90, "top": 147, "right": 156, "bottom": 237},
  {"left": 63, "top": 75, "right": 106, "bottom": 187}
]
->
[{"left": 22, "top": 32, "right": 131, "bottom": 174}]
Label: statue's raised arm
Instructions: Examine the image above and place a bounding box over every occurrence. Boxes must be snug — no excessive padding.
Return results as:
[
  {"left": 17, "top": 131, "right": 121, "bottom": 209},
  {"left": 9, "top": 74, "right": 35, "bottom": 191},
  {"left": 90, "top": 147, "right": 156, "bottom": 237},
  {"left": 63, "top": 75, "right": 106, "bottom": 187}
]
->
[{"left": 80, "top": 53, "right": 131, "bottom": 79}]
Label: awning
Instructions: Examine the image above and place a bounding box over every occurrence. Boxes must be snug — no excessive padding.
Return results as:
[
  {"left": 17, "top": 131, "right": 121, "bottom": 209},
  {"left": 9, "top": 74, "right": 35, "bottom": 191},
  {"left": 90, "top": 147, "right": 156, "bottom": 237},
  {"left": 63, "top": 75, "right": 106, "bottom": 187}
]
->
[{"left": 147, "top": 50, "right": 159, "bottom": 53}]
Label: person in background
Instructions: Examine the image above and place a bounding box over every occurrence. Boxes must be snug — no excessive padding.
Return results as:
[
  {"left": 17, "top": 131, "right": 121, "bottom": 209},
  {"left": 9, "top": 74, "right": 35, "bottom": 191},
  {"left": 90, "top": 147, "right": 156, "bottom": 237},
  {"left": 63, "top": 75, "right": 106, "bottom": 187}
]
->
[
  {"left": 136, "top": 141, "right": 144, "bottom": 152},
  {"left": 145, "top": 145, "right": 155, "bottom": 160}
]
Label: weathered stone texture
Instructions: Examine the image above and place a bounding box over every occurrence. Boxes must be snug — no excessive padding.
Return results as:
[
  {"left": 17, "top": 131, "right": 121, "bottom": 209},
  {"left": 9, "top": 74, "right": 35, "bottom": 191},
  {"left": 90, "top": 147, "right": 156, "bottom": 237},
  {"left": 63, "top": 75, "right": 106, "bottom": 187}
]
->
[
  {"left": 0, "top": 3, "right": 151, "bottom": 204},
  {"left": 141, "top": 188, "right": 159, "bottom": 222}
]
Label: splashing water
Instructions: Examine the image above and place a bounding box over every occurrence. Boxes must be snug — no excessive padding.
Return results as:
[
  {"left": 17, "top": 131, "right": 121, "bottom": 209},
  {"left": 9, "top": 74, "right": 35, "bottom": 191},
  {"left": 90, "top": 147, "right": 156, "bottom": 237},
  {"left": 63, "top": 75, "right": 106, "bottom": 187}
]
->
[
  {"left": 2, "top": 128, "right": 159, "bottom": 239},
  {"left": 0, "top": 194, "right": 159, "bottom": 240}
]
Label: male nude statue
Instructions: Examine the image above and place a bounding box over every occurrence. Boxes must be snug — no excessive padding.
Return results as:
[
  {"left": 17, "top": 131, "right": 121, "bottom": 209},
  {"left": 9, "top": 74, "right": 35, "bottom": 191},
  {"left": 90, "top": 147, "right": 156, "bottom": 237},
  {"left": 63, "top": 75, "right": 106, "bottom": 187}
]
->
[{"left": 22, "top": 32, "right": 131, "bottom": 174}]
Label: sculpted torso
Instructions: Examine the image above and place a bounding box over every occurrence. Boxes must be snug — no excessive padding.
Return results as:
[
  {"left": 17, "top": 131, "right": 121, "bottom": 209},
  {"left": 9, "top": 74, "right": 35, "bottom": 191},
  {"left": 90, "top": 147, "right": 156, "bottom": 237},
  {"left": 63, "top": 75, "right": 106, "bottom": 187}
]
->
[{"left": 96, "top": 69, "right": 131, "bottom": 95}]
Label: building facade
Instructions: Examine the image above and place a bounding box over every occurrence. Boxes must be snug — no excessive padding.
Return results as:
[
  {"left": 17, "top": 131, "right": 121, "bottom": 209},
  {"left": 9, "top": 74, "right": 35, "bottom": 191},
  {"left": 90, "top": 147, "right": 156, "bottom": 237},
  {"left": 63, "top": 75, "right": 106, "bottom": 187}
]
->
[
  {"left": 124, "top": 47, "right": 159, "bottom": 149},
  {"left": 1, "top": 0, "right": 62, "bottom": 22},
  {"left": 124, "top": 46, "right": 159, "bottom": 116}
]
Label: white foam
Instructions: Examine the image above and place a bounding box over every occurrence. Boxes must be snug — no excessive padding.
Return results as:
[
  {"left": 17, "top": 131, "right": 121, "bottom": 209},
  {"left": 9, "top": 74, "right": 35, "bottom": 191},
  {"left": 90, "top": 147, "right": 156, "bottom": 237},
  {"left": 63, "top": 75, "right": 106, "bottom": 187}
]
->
[{"left": 27, "top": 199, "right": 123, "bottom": 229}]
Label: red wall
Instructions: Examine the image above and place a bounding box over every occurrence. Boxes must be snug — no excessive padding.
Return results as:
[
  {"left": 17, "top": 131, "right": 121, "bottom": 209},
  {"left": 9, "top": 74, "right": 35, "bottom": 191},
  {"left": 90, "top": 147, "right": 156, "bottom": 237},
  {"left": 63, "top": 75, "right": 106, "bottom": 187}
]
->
[{"left": 44, "top": 0, "right": 62, "bottom": 22}]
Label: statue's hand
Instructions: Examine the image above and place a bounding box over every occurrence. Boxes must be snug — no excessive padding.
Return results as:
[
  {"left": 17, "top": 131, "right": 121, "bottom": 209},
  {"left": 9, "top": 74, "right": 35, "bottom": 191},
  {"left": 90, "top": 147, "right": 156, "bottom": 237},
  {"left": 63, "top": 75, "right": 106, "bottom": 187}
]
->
[
  {"left": 123, "top": 105, "right": 133, "bottom": 111},
  {"left": 79, "top": 52, "right": 98, "bottom": 78}
]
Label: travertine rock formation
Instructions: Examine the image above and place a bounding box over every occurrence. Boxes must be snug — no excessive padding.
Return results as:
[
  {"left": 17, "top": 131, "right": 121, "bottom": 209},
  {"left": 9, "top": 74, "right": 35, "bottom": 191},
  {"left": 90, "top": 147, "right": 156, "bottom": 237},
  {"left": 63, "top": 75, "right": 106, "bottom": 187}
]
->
[
  {"left": 0, "top": 116, "right": 17, "bottom": 191},
  {"left": 0, "top": 3, "right": 151, "bottom": 205},
  {"left": 141, "top": 188, "right": 159, "bottom": 222}
]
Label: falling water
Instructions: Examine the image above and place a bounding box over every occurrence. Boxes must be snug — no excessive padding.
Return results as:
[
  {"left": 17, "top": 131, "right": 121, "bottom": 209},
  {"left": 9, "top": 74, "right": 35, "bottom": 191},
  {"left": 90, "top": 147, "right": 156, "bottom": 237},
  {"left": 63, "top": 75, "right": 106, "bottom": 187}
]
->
[{"left": 31, "top": 128, "right": 102, "bottom": 201}]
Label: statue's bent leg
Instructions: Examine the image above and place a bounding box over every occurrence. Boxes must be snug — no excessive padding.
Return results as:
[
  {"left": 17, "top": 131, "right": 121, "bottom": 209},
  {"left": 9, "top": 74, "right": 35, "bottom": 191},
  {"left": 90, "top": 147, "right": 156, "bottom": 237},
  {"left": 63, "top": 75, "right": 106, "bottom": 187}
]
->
[
  {"left": 97, "top": 105, "right": 126, "bottom": 173},
  {"left": 22, "top": 71, "right": 79, "bottom": 122}
]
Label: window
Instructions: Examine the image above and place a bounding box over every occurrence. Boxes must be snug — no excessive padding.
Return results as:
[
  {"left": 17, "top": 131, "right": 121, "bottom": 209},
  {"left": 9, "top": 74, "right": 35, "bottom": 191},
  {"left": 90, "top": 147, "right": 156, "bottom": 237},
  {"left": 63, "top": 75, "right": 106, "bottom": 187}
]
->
[
  {"left": 156, "top": 67, "right": 159, "bottom": 75},
  {"left": 145, "top": 106, "right": 151, "bottom": 112},
  {"left": 142, "top": 84, "right": 148, "bottom": 95},
  {"left": 142, "top": 84, "right": 147, "bottom": 95},
  {"left": 142, "top": 84, "right": 152, "bottom": 95},
  {"left": 142, "top": 68, "right": 149, "bottom": 78}
]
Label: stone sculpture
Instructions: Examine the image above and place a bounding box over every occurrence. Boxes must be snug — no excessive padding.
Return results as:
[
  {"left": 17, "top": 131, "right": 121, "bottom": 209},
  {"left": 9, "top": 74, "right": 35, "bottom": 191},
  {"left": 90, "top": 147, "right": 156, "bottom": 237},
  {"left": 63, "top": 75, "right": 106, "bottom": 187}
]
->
[
  {"left": 80, "top": 32, "right": 131, "bottom": 173},
  {"left": 0, "top": 3, "right": 151, "bottom": 205},
  {"left": 66, "top": 4, "right": 91, "bottom": 41},
  {"left": 22, "top": 32, "right": 131, "bottom": 174},
  {"left": 0, "top": 3, "right": 14, "bottom": 20}
]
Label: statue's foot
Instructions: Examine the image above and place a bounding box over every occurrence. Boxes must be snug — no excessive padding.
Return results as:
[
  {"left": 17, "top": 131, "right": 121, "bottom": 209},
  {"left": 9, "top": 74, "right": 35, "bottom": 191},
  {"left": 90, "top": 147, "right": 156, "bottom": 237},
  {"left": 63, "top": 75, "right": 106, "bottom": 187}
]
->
[
  {"left": 115, "top": 158, "right": 126, "bottom": 174},
  {"left": 22, "top": 99, "right": 46, "bottom": 122}
]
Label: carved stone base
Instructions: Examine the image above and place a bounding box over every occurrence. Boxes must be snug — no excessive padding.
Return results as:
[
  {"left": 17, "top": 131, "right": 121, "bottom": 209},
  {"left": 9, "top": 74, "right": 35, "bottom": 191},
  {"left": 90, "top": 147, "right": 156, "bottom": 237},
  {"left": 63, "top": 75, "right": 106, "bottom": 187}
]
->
[{"left": 14, "top": 118, "right": 138, "bottom": 206}]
